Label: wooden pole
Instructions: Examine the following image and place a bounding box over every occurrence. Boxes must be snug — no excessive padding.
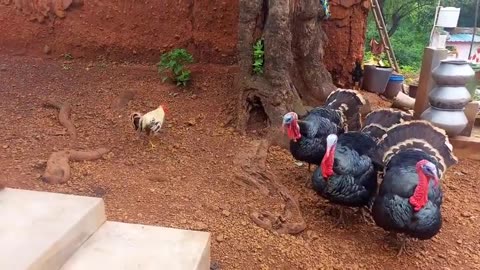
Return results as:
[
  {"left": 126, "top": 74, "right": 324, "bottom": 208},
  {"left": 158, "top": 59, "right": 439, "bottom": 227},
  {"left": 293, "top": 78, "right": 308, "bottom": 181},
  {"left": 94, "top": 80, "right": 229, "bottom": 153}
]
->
[
  {"left": 468, "top": 0, "right": 480, "bottom": 60},
  {"left": 413, "top": 48, "right": 448, "bottom": 118}
]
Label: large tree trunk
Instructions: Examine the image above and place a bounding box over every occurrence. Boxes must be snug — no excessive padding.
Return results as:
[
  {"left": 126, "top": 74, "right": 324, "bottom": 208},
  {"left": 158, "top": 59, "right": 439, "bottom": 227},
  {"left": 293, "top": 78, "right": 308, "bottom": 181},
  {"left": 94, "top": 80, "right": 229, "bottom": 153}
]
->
[{"left": 234, "top": 0, "right": 335, "bottom": 133}]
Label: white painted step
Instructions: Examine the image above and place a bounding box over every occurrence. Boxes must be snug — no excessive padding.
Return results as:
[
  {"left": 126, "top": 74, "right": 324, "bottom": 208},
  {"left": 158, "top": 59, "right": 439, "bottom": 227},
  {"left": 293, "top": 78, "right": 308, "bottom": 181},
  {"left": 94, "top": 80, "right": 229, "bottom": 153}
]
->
[
  {"left": 61, "top": 221, "right": 211, "bottom": 270},
  {"left": 0, "top": 188, "right": 106, "bottom": 270}
]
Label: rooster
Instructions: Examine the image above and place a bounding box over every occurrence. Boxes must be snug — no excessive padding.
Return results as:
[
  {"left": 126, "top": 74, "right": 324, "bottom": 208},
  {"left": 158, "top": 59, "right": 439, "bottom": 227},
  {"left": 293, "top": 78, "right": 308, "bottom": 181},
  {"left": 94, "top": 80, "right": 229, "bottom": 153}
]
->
[
  {"left": 311, "top": 109, "right": 412, "bottom": 226},
  {"left": 282, "top": 89, "right": 367, "bottom": 175},
  {"left": 371, "top": 121, "right": 458, "bottom": 256},
  {"left": 351, "top": 60, "right": 363, "bottom": 90},
  {"left": 130, "top": 105, "right": 167, "bottom": 148}
]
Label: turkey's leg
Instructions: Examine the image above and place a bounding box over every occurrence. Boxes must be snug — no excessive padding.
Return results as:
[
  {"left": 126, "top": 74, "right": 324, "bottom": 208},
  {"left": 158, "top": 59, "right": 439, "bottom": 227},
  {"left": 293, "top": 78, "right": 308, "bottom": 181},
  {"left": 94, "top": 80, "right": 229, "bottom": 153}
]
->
[
  {"left": 305, "top": 164, "right": 313, "bottom": 188},
  {"left": 334, "top": 207, "right": 346, "bottom": 227},
  {"left": 356, "top": 206, "right": 374, "bottom": 224},
  {"left": 396, "top": 236, "right": 409, "bottom": 257}
]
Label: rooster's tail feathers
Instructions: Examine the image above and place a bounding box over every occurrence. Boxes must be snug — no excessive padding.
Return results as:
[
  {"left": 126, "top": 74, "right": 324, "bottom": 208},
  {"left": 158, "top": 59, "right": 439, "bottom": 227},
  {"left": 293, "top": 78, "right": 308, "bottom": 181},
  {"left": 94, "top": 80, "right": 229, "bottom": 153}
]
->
[
  {"left": 325, "top": 89, "right": 368, "bottom": 131},
  {"left": 130, "top": 112, "right": 143, "bottom": 131},
  {"left": 361, "top": 109, "right": 413, "bottom": 140},
  {"left": 374, "top": 120, "right": 458, "bottom": 175}
]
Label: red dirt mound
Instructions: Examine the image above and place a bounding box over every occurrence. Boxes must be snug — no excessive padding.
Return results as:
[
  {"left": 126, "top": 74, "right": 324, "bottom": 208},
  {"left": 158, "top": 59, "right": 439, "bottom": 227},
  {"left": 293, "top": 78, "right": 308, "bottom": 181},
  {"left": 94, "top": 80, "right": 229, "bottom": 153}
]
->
[{"left": 0, "top": 0, "right": 238, "bottom": 64}]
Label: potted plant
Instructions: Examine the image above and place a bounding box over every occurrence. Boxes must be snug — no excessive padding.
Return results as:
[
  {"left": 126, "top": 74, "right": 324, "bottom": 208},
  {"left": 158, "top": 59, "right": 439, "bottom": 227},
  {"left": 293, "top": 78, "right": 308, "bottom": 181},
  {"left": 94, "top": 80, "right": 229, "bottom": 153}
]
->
[{"left": 362, "top": 51, "right": 393, "bottom": 94}]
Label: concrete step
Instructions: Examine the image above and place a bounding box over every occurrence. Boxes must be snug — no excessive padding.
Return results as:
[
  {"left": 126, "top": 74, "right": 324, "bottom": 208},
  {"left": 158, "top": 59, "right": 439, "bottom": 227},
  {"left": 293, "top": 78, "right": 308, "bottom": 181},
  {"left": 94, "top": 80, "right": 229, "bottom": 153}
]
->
[
  {"left": 0, "top": 188, "right": 106, "bottom": 270},
  {"left": 60, "top": 221, "right": 211, "bottom": 270}
]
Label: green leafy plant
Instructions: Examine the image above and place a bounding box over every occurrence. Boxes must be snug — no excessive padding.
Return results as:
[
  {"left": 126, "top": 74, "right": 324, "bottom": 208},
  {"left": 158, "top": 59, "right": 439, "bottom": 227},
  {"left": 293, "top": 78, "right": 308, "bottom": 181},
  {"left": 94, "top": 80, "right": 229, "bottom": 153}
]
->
[
  {"left": 252, "top": 39, "right": 264, "bottom": 75},
  {"left": 157, "top": 48, "right": 194, "bottom": 87},
  {"left": 363, "top": 51, "right": 389, "bottom": 67}
]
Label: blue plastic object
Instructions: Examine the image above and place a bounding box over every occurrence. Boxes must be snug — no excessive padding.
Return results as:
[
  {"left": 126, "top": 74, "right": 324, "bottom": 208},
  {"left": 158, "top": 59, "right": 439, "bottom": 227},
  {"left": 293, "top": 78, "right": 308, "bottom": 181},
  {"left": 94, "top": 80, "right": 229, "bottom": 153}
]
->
[{"left": 389, "top": 74, "right": 404, "bottom": 82}]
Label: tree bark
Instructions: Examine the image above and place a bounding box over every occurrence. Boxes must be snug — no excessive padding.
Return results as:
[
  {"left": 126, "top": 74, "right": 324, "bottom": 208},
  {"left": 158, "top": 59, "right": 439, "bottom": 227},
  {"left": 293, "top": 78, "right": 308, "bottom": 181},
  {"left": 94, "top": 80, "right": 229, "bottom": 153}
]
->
[{"left": 234, "top": 0, "right": 335, "bottom": 132}]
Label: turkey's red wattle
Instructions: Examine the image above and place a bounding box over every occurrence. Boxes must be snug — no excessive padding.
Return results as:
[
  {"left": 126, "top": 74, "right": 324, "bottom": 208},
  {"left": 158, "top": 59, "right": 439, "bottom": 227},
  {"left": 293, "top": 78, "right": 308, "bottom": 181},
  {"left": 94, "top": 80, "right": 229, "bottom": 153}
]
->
[
  {"left": 409, "top": 167, "right": 429, "bottom": 212},
  {"left": 287, "top": 119, "right": 301, "bottom": 142},
  {"left": 321, "top": 147, "right": 335, "bottom": 179}
]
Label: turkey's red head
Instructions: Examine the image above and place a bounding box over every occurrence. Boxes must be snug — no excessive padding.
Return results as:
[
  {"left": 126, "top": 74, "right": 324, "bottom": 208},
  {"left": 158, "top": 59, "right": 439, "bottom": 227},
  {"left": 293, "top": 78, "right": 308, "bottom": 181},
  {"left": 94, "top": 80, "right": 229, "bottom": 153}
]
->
[
  {"left": 409, "top": 159, "right": 439, "bottom": 212},
  {"left": 282, "top": 112, "right": 301, "bottom": 142},
  {"left": 321, "top": 134, "right": 337, "bottom": 179}
]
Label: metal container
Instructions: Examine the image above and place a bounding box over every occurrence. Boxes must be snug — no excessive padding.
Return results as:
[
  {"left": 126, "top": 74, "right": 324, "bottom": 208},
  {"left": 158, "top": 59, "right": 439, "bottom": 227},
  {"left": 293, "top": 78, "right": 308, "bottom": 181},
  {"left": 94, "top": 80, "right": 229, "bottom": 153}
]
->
[
  {"left": 421, "top": 107, "right": 468, "bottom": 136},
  {"left": 421, "top": 59, "right": 475, "bottom": 136},
  {"left": 428, "top": 85, "right": 471, "bottom": 110},
  {"left": 432, "top": 59, "right": 475, "bottom": 86}
]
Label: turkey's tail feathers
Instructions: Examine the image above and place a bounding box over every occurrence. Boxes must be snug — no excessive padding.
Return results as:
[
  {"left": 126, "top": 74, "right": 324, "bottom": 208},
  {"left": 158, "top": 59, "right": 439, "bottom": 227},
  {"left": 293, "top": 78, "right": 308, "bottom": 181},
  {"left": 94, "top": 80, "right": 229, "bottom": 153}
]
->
[
  {"left": 130, "top": 112, "right": 143, "bottom": 132},
  {"left": 374, "top": 120, "right": 458, "bottom": 175},
  {"left": 325, "top": 89, "right": 367, "bottom": 131},
  {"left": 361, "top": 109, "right": 413, "bottom": 140}
]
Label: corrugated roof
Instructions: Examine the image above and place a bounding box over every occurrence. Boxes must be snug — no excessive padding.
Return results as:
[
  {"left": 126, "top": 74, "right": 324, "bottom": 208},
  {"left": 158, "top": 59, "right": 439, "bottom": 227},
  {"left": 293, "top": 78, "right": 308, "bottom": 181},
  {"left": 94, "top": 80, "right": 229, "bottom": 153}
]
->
[{"left": 447, "top": 33, "right": 480, "bottom": 43}]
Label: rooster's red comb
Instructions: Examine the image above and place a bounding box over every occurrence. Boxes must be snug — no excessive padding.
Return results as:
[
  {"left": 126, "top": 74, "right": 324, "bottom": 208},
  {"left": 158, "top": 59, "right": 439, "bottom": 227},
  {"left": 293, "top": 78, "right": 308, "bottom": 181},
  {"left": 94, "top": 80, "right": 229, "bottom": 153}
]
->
[{"left": 160, "top": 104, "right": 169, "bottom": 113}]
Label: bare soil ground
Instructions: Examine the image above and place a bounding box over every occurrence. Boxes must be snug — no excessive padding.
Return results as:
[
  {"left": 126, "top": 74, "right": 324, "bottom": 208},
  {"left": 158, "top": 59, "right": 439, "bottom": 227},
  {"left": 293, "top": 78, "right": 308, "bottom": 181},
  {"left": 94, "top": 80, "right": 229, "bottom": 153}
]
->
[{"left": 0, "top": 55, "right": 479, "bottom": 270}]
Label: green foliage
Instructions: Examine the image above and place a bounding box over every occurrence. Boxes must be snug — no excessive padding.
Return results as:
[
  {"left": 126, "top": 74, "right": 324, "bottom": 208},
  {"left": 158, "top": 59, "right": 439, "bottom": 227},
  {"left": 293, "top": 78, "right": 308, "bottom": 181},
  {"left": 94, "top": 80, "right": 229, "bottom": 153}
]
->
[
  {"left": 252, "top": 39, "right": 264, "bottom": 75},
  {"left": 364, "top": 0, "right": 477, "bottom": 73},
  {"left": 363, "top": 50, "right": 389, "bottom": 67},
  {"left": 157, "top": 48, "right": 194, "bottom": 87}
]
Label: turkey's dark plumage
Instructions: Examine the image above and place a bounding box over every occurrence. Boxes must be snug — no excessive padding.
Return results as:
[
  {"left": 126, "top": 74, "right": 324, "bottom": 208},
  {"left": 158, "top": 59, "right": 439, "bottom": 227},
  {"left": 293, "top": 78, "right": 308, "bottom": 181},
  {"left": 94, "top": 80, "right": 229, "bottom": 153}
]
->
[
  {"left": 311, "top": 109, "right": 411, "bottom": 209},
  {"left": 372, "top": 121, "right": 458, "bottom": 240},
  {"left": 290, "top": 108, "right": 343, "bottom": 165},
  {"left": 288, "top": 89, "right": 367, "bottom": 167},
  {"left": 312, "top": 132, "right": 377, "bottom": 207},
  {"left": 361, "top": 109, "right": 413, "bottom": 141},
  {"left": 372, "top": 150, "right": 443, "bottom": 239}
]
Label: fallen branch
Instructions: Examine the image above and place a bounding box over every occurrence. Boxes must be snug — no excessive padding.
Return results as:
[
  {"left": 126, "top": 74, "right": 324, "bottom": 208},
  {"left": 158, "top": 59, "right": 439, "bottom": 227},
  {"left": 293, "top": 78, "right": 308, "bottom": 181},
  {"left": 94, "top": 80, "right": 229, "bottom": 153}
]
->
[
  {"left": 234, "top": 139, "right": 306, "bottom": 235},
  {"left": 42, "top": 148, "right": 110, "bottom": 184},
  {"left": 43, "top": 99, "right": 77, "bottom": 140}
]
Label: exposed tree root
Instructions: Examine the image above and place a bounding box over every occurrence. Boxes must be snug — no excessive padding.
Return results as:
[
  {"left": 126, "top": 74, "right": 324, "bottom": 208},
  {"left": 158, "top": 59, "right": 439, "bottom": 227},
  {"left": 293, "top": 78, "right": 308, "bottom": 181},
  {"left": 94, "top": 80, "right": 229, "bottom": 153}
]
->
[
  {"left": 234, "top": 139, "right": 306, "bottom": 235},
  {"left": 43, "top": 99, "right": 77, "bottom": 140},
  {"left": 42, "top": 148, "right": 110, "bottom": 184}
]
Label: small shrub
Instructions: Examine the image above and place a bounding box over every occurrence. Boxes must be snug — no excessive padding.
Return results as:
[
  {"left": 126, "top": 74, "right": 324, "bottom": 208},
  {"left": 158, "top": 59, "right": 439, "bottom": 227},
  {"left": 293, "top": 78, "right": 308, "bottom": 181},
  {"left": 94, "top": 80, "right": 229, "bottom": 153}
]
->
[
  {"left": 363, "top": 51, "right": 389, "bottom": 67},
  {"left": 252, "top": 39, "right": 264, "bottom": 75},
  {"left": 157, "top": 48, "right": 194, "bottom": 87}
]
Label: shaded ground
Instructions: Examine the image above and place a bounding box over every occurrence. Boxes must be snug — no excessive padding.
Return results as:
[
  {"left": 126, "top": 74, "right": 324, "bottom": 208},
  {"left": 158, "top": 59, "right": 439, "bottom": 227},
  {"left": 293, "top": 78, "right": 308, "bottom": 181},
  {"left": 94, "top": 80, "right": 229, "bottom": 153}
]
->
[{"left": 0, "top": 55, "right": 479, "bottom": 269}]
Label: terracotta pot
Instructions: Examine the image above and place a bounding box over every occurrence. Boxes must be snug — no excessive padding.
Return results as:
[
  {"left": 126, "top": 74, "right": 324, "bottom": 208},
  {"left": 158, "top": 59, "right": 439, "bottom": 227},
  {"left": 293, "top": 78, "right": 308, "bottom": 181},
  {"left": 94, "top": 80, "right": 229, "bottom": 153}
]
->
[
  {"left": 432, "top": 59, "right": 475, "bottom": 86},
  {"left": 408, "top": 85, "right": 418, "bottom": 98},
  {"left": 428, "top": 85, "right": 471, "bottom": 110},
  {"left": 420, "top": 106, "right": 468, "bottom": 136}
]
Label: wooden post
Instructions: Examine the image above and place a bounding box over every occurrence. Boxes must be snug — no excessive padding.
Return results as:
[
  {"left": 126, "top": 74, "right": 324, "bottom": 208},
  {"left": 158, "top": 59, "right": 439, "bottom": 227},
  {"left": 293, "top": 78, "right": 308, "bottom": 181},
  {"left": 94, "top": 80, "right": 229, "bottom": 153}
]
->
[
  {"left": 413, "top": 47, "right": 448, "bottom": 118},
  {"left": 450, "top": 136, "right": 480, "bottom": 161}
]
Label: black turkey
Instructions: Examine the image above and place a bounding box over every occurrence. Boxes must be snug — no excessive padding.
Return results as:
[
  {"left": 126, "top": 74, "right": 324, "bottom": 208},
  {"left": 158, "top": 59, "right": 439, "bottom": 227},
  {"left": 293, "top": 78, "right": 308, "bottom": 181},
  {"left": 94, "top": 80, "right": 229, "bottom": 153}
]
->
[
  {"left": 282, "top": 89, "right": 367, "bottom": 173},
  {"left": 371, "top": 120, "right": 458, "bottom": 255},
  {"left": 312, "top": 109, "right": 412, "bottom": 226}
]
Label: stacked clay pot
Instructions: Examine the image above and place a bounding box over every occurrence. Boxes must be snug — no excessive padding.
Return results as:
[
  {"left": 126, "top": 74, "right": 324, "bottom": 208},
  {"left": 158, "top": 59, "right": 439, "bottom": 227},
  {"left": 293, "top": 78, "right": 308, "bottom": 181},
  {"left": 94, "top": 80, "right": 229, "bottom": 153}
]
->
[{"left": 421, "top": 59, "right": 475, "bottom": 136}]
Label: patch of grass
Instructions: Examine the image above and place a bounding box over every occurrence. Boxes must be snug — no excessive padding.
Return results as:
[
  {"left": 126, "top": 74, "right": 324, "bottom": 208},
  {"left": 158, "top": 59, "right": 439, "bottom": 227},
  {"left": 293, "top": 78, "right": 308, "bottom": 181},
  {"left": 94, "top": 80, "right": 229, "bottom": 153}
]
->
[
  {"left": 157, "top": 48, "right": 194, "bottom": 87},
  {"left": 252, "top": 39, "right": 264, "bottom": 75}
]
